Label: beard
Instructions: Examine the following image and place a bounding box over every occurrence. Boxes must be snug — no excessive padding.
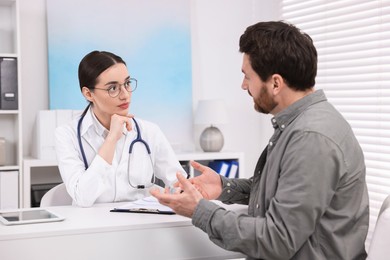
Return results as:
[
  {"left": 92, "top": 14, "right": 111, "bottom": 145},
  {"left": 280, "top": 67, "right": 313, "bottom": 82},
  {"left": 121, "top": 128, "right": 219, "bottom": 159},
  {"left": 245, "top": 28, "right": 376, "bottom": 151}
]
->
[{"left": 252, "top": 85, "right": 277, "bottom": 114}]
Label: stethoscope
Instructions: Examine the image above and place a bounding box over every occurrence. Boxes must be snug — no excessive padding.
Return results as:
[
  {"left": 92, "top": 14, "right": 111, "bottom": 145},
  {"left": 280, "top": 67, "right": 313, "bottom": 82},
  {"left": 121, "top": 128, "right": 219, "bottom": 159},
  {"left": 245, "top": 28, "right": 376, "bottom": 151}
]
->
[{"left": 77, "top": 108, "right": 155, "bottom": 189}]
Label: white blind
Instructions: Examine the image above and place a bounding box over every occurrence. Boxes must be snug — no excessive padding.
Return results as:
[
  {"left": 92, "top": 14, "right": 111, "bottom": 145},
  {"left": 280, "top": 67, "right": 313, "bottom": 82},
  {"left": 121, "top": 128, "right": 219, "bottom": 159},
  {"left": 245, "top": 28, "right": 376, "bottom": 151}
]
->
[{"left": 281, "top": 0, "right": 390, "bottom": 250}]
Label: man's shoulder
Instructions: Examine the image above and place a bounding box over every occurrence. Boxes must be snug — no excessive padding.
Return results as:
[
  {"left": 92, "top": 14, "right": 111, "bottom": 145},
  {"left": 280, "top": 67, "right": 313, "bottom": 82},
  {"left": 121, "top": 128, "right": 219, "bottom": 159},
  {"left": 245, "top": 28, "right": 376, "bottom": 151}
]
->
[{"left": 290, "top": 101, "right": 355, "bottom": 144}]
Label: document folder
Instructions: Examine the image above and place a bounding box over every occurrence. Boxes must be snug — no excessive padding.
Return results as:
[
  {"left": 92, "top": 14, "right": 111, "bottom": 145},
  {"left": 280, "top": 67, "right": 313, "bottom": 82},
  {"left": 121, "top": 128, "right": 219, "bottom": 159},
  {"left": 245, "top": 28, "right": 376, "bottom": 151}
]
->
[
  {"left": 0, "top": 57, "right": 18, "bottom": 110},
  {"left": 110, "top": 208, "right": 175, "bottom": 215},
  {"left": 110, "top": 196, "right": 175, "bottom": 215}
]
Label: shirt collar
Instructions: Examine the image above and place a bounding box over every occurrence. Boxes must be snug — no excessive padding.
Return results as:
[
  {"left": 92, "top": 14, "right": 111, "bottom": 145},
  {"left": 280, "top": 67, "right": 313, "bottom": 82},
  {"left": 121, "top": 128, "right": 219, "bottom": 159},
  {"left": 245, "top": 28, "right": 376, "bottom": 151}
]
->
[
  {"left": 90, "top": 108, "right": 109, "bottom": 138},
  {"left": 89, "top": 107, "right": 128, "bottom": 138},
  {"left": 271, "top": 89, "right": 327, "bottom": 131}
]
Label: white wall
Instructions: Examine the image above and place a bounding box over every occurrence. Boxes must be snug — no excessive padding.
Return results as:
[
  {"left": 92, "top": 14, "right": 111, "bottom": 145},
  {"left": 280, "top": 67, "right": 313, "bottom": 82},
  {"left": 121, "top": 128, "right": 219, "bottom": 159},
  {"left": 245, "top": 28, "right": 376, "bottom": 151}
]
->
[{"left": 19, "top": 0, "right": 279, "bottom": 178}]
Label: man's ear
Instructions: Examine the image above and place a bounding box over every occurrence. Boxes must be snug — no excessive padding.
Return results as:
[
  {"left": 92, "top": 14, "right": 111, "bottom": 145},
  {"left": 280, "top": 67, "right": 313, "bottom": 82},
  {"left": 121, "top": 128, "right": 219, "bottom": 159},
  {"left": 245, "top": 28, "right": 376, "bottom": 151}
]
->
[
  {"left": 271, "top": 74, "right": 284, "bottom": 95},
  {"left": 82, "top": 87, "right": 93, "bottom": 102}
]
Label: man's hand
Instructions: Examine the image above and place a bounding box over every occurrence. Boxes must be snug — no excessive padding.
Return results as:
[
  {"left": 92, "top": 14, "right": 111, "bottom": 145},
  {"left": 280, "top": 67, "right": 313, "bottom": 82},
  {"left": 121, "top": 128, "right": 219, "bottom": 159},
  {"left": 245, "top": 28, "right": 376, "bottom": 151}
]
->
[
  {"left": 186, "top": 161, "right": 223, "bottom": 200},
  {"left": 150, "top": 172, "right": 203, "bottom": 218}
]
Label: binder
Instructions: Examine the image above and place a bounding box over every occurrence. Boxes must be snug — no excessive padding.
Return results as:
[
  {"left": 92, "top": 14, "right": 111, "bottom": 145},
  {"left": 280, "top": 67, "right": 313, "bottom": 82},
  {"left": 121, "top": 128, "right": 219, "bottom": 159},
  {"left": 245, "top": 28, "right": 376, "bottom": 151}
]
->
[
  {"left": 208, "top": 160, "right": 230, "bottom": 176},
  {"left": 227, "top": 161, "right": 239, "bottom": 178},
  {"left": 0, "top": 57, "right": 18, "bottom": 110}
]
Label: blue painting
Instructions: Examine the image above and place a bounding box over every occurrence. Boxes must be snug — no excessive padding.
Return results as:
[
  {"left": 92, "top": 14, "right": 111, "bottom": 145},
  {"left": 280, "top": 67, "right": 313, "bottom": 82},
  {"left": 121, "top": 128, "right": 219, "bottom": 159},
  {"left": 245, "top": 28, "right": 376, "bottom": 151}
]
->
[{"left": 46, "top": 0, "right": 192, "bottom": 148}]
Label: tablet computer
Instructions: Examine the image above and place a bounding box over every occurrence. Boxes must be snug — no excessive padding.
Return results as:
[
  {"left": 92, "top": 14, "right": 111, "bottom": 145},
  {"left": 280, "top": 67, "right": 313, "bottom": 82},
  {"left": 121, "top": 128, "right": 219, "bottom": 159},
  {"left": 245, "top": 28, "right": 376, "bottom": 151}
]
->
[{"left": 0, "top": 208, "right": 65, "bottom": 225}]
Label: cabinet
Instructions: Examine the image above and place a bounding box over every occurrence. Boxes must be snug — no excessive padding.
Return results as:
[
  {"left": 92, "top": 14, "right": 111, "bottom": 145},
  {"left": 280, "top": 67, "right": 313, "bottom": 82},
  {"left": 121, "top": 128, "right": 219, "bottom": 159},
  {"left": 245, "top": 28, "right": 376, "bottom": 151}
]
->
[
  {"left": 0, "top": 0, "right": 22, "bottom": 209},
  {"left": 22, "top": 152, "right": 244, "bottom": 208}
]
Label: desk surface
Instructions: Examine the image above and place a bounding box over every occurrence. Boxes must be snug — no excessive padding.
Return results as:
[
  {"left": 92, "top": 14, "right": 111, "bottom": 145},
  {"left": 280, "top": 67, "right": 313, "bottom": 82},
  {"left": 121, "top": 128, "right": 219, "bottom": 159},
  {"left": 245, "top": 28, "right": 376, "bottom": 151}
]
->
[{"left": 0, "top": 201, "right": 247, "bottom": 260}]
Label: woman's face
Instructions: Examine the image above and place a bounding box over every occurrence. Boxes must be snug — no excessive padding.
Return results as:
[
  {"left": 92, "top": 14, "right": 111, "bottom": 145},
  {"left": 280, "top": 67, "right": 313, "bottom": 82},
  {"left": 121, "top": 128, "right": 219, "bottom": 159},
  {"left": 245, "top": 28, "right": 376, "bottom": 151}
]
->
[{"left": 88, "top": 63, "right": 132, "bottom": 122}]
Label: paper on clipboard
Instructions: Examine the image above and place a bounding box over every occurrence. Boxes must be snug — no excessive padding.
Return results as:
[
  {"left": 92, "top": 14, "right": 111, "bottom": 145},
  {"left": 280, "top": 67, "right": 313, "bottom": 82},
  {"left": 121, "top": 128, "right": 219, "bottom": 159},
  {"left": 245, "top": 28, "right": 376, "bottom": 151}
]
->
[{"left": 112, "top": 196, "right": 174, "bottom": 214}]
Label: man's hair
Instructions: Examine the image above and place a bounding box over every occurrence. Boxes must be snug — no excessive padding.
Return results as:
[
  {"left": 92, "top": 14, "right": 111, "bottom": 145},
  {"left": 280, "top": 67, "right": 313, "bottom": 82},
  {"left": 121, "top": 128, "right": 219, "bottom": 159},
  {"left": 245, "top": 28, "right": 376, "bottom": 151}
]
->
[{"left": 239, "top": 21, "right": 317, "bottom": 91}]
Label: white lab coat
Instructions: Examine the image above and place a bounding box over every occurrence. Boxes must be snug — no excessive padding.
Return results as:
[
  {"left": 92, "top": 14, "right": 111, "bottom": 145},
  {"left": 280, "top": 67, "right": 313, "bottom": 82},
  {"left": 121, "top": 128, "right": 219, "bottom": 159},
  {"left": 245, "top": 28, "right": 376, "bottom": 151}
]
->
[{"left": 55, "top": 108, "right": 185, "bottom": 207}]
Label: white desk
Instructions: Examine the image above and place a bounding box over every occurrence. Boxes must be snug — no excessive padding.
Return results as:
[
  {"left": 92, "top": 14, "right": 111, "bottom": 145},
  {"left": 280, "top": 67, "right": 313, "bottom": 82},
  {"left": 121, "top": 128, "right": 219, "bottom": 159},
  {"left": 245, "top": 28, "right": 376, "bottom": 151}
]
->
[{"left": 0, "top": 202, "right": 247, "bottom": 260}]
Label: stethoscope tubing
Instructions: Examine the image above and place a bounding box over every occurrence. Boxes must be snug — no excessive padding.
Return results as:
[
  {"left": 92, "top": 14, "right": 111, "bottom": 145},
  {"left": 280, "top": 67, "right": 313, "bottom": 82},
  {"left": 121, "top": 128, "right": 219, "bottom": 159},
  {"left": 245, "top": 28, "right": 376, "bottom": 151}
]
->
[
  {"left": 77, "top": 114, "right": 89, "bottom": 170},
  {"left": 77, "top": 108, "right": 154, "bottom": 189}
]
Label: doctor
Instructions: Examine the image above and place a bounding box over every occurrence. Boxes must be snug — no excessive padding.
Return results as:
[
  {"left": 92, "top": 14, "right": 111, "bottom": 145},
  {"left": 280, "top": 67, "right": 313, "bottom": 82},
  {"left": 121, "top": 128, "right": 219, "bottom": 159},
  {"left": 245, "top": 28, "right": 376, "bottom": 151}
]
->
[{"left": 55, "top": 50, "right": 186, "bottom": 207}]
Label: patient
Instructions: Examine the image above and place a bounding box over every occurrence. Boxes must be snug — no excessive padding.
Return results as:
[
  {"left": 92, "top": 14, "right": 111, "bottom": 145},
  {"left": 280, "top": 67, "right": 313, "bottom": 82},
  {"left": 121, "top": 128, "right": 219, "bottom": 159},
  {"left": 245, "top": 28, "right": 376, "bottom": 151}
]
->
[{"left": 151, "top": 21, "right": 369, "bottom": 259}]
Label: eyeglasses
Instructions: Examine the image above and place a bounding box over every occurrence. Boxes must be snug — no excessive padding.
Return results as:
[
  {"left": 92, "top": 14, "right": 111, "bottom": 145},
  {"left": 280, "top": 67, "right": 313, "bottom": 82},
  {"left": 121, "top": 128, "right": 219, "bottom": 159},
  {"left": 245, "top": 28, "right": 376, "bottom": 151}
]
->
[{"left": 93, "top": 78, "right": 137, "bottom": 98}]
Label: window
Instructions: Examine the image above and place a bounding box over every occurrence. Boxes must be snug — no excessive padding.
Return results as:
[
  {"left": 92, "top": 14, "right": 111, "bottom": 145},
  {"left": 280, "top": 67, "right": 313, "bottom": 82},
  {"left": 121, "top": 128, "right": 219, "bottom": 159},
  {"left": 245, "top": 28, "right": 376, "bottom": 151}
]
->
[{"left": 281, "top": 0, "right": 390, "bottom": 249}]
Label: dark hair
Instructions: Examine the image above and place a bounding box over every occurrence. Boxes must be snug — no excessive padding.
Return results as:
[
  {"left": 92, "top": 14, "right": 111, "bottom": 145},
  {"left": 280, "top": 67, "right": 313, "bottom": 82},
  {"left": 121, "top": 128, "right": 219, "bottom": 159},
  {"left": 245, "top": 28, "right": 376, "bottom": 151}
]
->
[
  {"left": 78, "top": 51, "right": 126, "bottom": 115},
  {"left": 78, "top": 50, "right": 126, "bottom": 91},
  {"left": 239, "top": 21, "right": 317, "bottom": 91}
]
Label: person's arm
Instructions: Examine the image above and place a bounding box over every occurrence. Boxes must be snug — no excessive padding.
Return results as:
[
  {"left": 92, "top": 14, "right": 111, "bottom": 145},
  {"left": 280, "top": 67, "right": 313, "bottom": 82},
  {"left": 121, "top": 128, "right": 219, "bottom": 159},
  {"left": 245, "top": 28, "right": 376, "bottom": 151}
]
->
[
  {"left": 98, "top": 113, "right": 132, "bottom": 164},
  {"left": 180, "top": 132, "right": 344, "bottom": 259},
  {"left": 194, "top": 133, "right": 345, "bottom": 259},
  {"left": 55, "top": 114, "right": 133, "bottom": 207},
  {"left": 217, "top": 176, "right": 252, "bottom": 205},
  {"left": 55, "top": 124, "right": 113, "bottom": 207}
]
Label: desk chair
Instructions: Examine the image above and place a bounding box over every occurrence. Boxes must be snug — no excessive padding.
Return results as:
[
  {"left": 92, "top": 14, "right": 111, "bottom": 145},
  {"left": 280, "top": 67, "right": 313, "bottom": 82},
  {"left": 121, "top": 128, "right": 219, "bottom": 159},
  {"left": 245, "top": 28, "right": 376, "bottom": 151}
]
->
[
  {"left": 40, "top": 183, "right": 72, "bottom": 207},
  {"left": 367, "top": 195, "right": 390, "bottom": 260}
]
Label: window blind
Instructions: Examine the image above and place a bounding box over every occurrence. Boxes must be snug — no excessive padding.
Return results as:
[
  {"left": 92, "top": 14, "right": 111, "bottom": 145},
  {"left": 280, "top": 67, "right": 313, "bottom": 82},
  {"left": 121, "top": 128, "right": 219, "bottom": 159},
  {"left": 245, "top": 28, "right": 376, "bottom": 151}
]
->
[{"left": 281, "top": 0, "right": 390, "bottom": 249}]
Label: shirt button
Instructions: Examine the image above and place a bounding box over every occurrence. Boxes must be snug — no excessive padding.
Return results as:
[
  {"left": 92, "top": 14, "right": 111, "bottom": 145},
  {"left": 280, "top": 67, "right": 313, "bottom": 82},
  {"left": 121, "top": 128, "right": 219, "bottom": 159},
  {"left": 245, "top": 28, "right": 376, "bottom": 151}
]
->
[
  {"left": 281, "top": 124, "right": 285, "bottom": 129},
  {"left": 227, "top": 190, "right": 231, "bottom": 193},
  {"left": 272, "top": 119, "right": 276, "bottom": 123},
  {"left": 256, "top": 204, "right": 259, "bottom": 208},
  {"left": 269, "top": 141, "right": 273, "bottom": 146},
  {"left": 245, "top": 195, "right": 249, "bottom": 199},
  {"left": 227, "top": 183, "right": 231, "bottom": 187}
]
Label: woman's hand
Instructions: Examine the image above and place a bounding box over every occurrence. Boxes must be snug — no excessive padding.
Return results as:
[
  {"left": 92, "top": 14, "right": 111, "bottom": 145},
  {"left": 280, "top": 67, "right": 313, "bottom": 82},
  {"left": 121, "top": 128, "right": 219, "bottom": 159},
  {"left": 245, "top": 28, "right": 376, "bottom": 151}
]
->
[
  {"left": 99, "top": 114, "right": 133, "bottom": 164},
  {"left": 106, "top": 114, "right": 133, "bottom": 142}
]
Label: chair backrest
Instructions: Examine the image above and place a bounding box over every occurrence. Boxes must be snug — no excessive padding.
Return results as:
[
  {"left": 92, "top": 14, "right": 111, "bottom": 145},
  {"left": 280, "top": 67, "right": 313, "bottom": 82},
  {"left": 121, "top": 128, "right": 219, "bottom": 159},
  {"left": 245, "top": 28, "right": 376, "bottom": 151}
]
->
[
  {"left": 40, "top": 183, "right": 72, "bottom": 207},
  {"left": 367, "top": 195, "right": 390, "bottom": 260}
]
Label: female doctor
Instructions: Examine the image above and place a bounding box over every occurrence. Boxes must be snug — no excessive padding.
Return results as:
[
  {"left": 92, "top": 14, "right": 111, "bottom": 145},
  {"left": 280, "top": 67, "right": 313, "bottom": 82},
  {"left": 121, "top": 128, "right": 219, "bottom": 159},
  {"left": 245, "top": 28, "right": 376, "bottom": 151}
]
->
[{"left": 55, "top": 50, "right": 186, "bottom": 207}]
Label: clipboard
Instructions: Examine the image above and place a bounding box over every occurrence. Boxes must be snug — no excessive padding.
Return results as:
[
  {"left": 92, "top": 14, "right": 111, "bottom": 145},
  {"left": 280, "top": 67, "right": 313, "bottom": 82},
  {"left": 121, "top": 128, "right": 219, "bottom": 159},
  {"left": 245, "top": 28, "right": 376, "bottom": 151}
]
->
[
  {"left": 110, "top": 208, "right": 175, "bottom": 215},
  {"left": 110, "top": 196, "right": 175, "bottom": 215}
]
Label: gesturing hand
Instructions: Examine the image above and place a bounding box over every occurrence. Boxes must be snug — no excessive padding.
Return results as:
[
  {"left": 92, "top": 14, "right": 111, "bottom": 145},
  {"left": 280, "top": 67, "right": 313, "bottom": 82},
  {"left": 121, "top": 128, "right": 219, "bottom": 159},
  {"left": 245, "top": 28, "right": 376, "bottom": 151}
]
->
[
  {"left": 186, "top": 161, "right": 223, "bottom": 200},
  {"left": 150, "top": 172, "right": 203, "bottom": 218}
]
